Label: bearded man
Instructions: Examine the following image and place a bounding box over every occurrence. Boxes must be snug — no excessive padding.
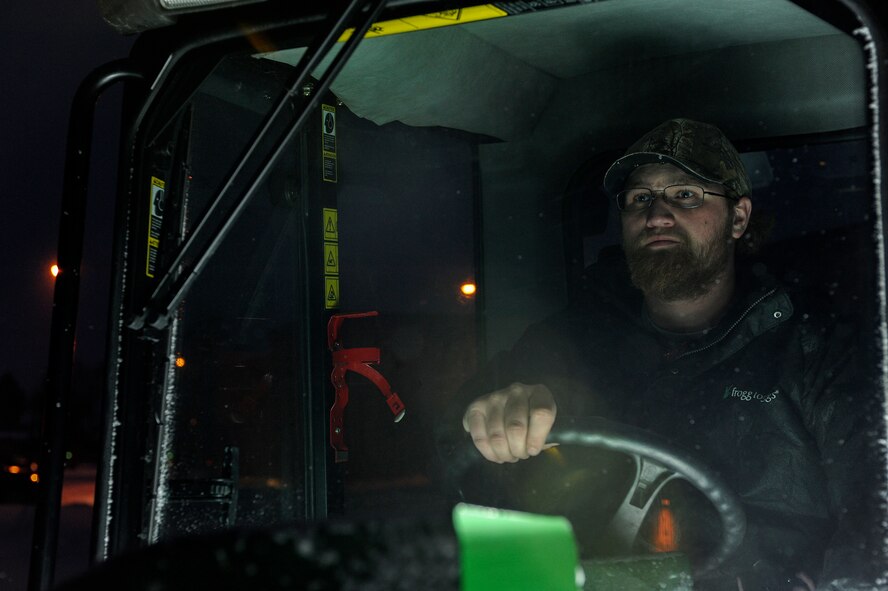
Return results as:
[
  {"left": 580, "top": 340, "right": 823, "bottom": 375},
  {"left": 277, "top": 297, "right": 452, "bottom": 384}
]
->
[{"left": 452, "top": 119, "right": 883, "bottom": 590}]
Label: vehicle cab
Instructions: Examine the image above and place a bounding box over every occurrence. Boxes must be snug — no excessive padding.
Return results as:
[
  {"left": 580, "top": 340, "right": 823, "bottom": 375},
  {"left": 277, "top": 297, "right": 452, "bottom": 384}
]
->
[{"left": 32, "top": 0, "right": 888, "bottom": 589}]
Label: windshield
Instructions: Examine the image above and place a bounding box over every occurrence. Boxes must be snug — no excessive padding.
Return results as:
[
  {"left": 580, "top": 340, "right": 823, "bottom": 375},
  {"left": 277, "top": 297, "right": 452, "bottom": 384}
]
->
[{"left": 114, "top": 1, "right": 886, "bottom": 588}]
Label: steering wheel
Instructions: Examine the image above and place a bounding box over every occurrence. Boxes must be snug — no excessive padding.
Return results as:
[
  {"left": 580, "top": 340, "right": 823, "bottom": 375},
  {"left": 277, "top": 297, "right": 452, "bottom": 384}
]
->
[{"left": 450, "top": 416, "right": 746, "bottom": 577}]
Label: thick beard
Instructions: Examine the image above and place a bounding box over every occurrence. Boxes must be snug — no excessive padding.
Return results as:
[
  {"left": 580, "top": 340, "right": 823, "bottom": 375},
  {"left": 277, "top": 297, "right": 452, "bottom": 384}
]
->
[{"left": 624, "top": 216, "right": 734, "bottom": 302}]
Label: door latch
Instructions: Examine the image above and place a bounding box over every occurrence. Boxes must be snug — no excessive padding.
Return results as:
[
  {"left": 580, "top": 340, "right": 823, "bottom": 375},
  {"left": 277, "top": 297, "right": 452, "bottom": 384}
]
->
[{"left": 327, "top": 311, "right": 406, "bottom": 462}]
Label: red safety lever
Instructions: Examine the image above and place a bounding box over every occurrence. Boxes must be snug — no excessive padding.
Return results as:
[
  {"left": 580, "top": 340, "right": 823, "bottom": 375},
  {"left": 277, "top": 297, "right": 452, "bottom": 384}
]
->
[{"left": 327, "top": 311, "right": 406, "bottom": 463}]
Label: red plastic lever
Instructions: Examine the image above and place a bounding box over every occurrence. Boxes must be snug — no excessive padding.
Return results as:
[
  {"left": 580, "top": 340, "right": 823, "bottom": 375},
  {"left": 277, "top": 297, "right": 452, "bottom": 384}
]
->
[{"left": 327, "top": 312, "right": 406, "bottom": 463}]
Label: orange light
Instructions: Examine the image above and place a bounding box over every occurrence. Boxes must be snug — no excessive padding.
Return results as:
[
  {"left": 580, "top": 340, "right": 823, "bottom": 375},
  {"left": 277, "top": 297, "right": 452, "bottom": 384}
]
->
[
  {"left": 30, "top": 462, "right": 38, "bottom": 471},
  {"left": 460, "top": 282, "right": 477, "bottom": 296},
  {"left": 30, "top": 473, "right": 40, "bottom": 483},
  {"left": 7, "top": 466, "right": 21, "bottom": 475},
  {"left": 175, "top": 357, "right": 186, "bottom": 368},
  {"left": 50, "top": 264, "right": 60, "bottom": 278},
  {"left": 653, "top": 498, "right": 678, "bottom": 552},
  {"left": 239, "top": 24, "right": 278, "bottom": 53}
]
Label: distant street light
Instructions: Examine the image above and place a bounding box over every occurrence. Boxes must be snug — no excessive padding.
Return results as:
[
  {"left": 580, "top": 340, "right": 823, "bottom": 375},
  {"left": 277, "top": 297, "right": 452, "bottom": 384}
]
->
[
  {"left": 460, "top": 282, "right": 477, "bottom": 297},
  {"left": 50, "top": 264, "right": 59, "bottom": 278}
]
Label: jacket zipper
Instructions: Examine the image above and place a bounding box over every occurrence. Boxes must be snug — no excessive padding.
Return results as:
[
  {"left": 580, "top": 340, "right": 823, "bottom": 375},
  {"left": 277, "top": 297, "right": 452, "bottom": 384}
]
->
[{"left": 675, "top": 288, "right": 779, "bottom": 361}]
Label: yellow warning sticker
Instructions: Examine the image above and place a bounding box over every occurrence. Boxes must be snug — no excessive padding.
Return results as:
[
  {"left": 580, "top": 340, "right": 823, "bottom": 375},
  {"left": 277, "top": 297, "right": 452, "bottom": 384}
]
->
[
  {"left": 325, "top": 277, "right": 341, "bottom": 309},
  {"left": 146, "top": 176, "right": 166, "bottom": 278},
  {"left": 321, "top": 104, "right": 337, "bottom": 183},
  {"left": 324, "top": 242, "right": 339, "bottom": 275},
  {"left": 339, "top": 5, "right": 507, "bottom": 41},
  {"left": 323, "top": 208, "right": 339, "bottom": 309},
  {"left": 323, "top": 208, "right": 338, "bottom": 241}
]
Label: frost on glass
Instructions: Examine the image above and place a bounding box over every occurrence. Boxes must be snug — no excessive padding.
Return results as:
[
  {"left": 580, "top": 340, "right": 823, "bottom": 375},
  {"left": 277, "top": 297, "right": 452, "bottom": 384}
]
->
[
  {"left": 148, "top": 320, "right": 182, "bottom": 542},
  {"left": 100, "top": 216, "right": 132, "bottom": 559},
  {"left": 856, "top": 24, "right": 888, "bottom": 582}
]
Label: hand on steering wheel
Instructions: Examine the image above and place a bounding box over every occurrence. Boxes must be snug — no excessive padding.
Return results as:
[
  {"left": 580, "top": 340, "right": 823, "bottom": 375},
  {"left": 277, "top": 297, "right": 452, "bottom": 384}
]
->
[
  {"left": 458, "top": 385, "right": 746, "bottom": 577},
  {"left": 462, "top": 382, "right": 557, "bottom": 463}
]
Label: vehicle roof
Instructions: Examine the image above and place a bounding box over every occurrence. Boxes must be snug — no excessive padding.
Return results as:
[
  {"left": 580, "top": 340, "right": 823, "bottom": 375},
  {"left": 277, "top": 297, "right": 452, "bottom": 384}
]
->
[{"left": 258, "top": 0, "right": 863, "bottom": 148}]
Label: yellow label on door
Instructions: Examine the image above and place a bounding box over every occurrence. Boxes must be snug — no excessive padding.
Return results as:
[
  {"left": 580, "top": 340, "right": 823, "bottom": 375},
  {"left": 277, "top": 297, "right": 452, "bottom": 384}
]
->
[
  {"left": 323, "top": 208, "right": 338, "bottom": 241},
  {"left": 324, "top": 242, "right": 339, "bottom": 275},
  {"left": 325, "top": 277, "right": 340, "bottom": 309}
]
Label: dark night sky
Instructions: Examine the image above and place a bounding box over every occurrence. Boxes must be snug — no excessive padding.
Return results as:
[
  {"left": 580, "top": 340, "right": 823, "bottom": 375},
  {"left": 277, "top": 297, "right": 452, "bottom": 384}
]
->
[{"left": 1, "top": 2, "right": 134, "bottom": 395}]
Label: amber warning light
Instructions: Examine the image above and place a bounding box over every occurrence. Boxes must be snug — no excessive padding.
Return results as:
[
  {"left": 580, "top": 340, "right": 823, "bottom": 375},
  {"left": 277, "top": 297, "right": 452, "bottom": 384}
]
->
[
  {"left": 50, "top": 264, "right": 59, "bottom": 278},
  {"left": 460, "top": 282, "right": 477, "bottom": 297}
]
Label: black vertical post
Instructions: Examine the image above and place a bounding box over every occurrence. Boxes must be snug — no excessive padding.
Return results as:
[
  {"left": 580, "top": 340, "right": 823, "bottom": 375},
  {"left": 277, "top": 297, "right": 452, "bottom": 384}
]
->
[{"left": 28, "top": 61, "right": 144, "bottom": 591}]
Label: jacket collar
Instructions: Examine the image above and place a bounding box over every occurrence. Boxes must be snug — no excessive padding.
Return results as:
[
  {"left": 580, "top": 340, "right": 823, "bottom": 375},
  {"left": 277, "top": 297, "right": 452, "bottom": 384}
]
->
[{"left": 576, "top": 248, "right": 793, "bottom": 344}]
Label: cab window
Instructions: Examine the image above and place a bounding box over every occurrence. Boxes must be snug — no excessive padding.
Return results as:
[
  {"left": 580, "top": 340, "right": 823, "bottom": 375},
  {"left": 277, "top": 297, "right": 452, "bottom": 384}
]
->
[{"left": 115, "top": 0, "right": 883, "bottom": 586}]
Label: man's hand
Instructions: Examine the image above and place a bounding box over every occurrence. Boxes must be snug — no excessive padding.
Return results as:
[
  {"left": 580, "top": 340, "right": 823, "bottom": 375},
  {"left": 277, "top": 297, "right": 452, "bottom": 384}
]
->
[{"left": 462, "top": 383, "right": 557, "bottom": 463}]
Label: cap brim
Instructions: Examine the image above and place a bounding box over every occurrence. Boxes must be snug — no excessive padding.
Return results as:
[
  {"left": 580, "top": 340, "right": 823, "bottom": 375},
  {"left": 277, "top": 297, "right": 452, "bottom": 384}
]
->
[{"left": 602, "top": 152, "right": 722, "bottom": 196}]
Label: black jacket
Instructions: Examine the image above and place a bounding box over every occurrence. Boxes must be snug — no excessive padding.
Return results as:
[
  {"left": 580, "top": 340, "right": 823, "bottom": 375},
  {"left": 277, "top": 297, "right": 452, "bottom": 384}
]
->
[{"left": 452, "top": 249, "right": 886, "bottom": 590}]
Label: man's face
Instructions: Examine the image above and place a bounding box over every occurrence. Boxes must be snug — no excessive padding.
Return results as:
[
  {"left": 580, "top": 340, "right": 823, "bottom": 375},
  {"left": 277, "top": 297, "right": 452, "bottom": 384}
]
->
[{"left": 620, "top": 163, "right": 746, "bottom": 301}]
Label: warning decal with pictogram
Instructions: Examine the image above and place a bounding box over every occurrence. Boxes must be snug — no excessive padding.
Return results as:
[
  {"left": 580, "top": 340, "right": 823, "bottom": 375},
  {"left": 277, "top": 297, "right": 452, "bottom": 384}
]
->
[
  {"left": 323, "top": 208, "right": 340, "bottom": 309},
  {"left": 322, "top": 104, "right": 337, "bottom": 183},
  {"left": 323, "top": 208, "right": 338, "bottom": 241},
  {"left": 324, "top": 242, "right": 339, "bottom": 275},
  {"left": 146, "top": 176, "right": 165, "bottom": 278},
  {"left": 337, "top": 5, "right": 507, "bottom": 41},
  {"left": 325, "top": 277, "right": 340, "bottom": 309}
]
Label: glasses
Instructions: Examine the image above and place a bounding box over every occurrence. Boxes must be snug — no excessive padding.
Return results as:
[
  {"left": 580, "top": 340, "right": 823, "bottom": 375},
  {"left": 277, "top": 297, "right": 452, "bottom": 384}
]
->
[{"left": 615, "top": 185, "right": 736, "bottom": 212}]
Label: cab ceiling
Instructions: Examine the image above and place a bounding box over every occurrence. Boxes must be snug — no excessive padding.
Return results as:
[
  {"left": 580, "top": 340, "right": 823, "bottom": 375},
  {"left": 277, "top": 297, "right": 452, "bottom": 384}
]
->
[{"left": 262, "top": 0, "right": 864, "bottom": 144}]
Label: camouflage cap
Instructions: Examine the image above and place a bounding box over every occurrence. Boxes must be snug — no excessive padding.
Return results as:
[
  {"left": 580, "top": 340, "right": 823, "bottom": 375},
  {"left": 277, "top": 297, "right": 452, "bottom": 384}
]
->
[{"left": 603, "top": 119, "right": 751, "bottom": 198}]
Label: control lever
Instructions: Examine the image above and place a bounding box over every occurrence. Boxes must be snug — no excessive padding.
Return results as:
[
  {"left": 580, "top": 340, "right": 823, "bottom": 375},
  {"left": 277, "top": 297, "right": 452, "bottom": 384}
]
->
[{"left": 327, "top": 311, "right": 406, "bottom": 463}]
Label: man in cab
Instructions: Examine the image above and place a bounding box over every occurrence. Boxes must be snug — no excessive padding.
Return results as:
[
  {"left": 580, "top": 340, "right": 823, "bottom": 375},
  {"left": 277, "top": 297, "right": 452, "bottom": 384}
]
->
[{"left": 457, "top": 119, "right": 885, "bottom": 590}]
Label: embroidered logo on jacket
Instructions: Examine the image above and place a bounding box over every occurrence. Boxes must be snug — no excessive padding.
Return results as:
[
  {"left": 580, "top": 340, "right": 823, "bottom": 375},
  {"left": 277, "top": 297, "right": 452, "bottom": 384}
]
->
[{"left": 723, "top": 386, "right": 778, "bottom": 403}]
